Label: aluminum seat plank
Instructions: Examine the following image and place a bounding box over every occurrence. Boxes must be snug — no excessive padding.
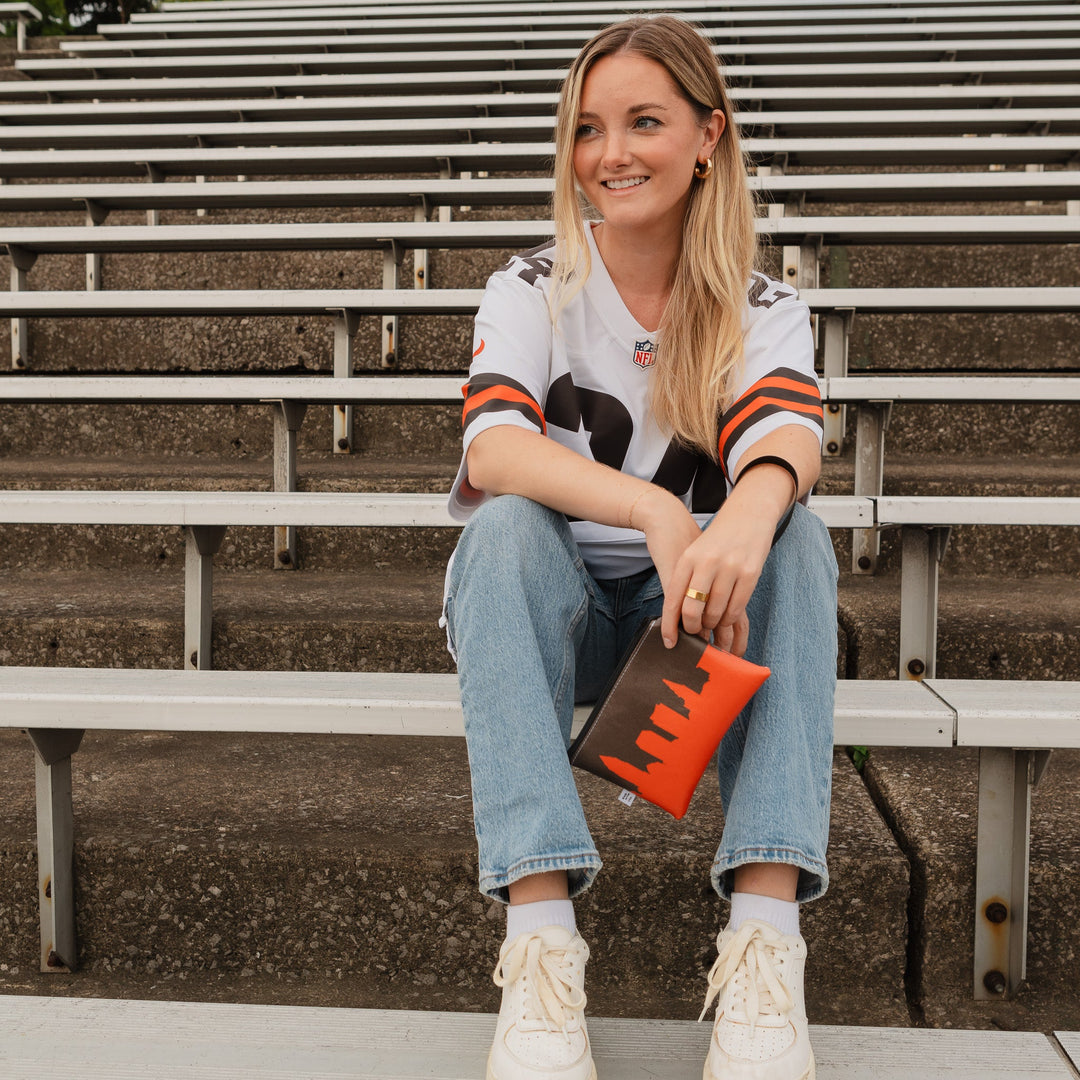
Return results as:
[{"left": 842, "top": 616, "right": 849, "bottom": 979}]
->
[
  {"left": 104, "top": 5, "right": 1080, "bottom": 35},
  {"left": 5, "top": 59, "right": 1079, "bottom": 99},
  {"left": 0, "top": 998, "right": 1073, "bottom": 1079},
  {"left": 5, "top": 109, "right": 1080, "bottom": 151},
  {"left": 60, "top": 19, "right": 1080, "bottom": 56},
  {"left": 18, "top": 39, "right": 1080, "bottom": 79},
  {"left": 875, "top": 495, "right": 1080, "bottom": 526},
  {"left": 4, "top": 137, "right": 1080, "bottom": 178},
  {"left": 0, "top": 490, "right": 870, "bottom": 530},
  {"left": 927, "top": 680, "right": 1080, "bottom": 749},
  {"left": 7, "top": 215, "right": 1080, "bottom": 255},
  {"left": 1, "top": 172, "right": 1078, "bottom": 214},
  {"left": 4, "top": 83, "right": 1080, "bottom": 123},
  {"left": 0, "top": 375, "right": 466, "bottom": 404},
  {"left": 3, "top": 287, "right": 1080, "bottom": 316}
]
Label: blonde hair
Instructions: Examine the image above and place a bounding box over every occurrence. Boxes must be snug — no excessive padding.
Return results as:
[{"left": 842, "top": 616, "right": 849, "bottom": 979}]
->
[{"left": 551, "top": 15, "right": 757, "bottom": 459}]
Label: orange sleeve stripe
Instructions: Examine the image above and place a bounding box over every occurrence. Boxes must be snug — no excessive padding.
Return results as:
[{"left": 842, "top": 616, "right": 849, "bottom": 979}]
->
[
  {"left": 718, "top": 396, "right": 823, "bottom": 452},
  {"left": 731, "top": 375, "right": 821, "bottom": 405},
  {"left": 462, "top": 385, "right": 546, "bottom": 433}
]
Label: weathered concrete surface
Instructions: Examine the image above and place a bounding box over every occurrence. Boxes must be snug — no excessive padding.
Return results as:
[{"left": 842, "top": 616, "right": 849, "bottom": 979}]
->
[
  {"left": 0, "top": 733, "right": 907, "bottom": 1025},
  {"left": 863, "top": 747, "right": 1080, "bottom": 1033}
]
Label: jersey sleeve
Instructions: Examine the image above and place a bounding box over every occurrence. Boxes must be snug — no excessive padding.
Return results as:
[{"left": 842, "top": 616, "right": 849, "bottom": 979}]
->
[
  {"left": 716, "top": 277, "right": 823, "bottom": 481},
  {"left": 448, "top": 267, "right": 554, "bottom": 520}
]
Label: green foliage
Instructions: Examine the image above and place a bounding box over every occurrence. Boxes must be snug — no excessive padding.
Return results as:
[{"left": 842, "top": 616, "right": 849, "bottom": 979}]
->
[{"left": 64, "top": 0, "right": 156, "bottom": 34}]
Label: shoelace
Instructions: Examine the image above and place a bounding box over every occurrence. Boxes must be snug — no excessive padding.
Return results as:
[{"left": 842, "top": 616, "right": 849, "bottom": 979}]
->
[
  {"left": 494, "top": 932, "right": 587, "bottom": 1040},
  {"left": 698, "top": 922, "right": 795, "bottom": 1034}
]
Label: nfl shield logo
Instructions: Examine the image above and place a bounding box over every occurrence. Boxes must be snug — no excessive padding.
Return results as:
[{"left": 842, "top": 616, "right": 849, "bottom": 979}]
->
[{"left": 633, "top": 340, "right": 656, "bottom": 368}]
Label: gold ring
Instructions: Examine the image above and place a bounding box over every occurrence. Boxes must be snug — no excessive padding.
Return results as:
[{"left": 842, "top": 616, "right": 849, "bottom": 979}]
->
[{"left": 685, "top": 588, "right": 710, "bottom": 603}]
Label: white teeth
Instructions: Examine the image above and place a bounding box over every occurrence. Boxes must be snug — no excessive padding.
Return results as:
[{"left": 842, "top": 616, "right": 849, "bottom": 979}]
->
[{"left": 604, "top": 176, "right": 647, "bottom": 189}]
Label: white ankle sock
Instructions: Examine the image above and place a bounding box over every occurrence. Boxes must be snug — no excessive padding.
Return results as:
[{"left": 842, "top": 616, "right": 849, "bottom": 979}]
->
[
  {"left": 505, "top": 899, "right": 577, "bottom": 940},
  {"left": 728, "top": 892, "right": 800, "bottom": 938}
]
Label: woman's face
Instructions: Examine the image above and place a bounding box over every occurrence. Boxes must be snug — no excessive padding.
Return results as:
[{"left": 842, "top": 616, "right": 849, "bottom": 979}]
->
[{"left": 572, "top": 51, "right": 724, "bottom": 240}]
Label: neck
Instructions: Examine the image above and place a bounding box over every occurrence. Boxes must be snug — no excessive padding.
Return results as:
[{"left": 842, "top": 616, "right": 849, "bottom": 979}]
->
[
  {"left": 592, "top": 221, "right": 681, "bottom": 330},
  {"left": 594, "top": 221, "right": 680, "bottom": 295}
]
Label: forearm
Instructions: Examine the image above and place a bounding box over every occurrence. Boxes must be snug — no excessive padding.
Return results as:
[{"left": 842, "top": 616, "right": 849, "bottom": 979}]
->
[
  {"left": 722, "top": 425, "right": 822, "bottom": 528},
  {"left": 466, "top": 425, "right": 683, "bottom": 529}
]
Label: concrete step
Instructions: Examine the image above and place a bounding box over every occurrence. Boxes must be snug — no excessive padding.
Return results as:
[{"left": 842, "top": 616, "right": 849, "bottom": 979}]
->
[
  {"left": 2, "top": 565, "right": 1079, "bottom": 681},
  {"left": 0, "top": 728, "right": 909, "bottom": 1026},
  {"left": 3, "top": 393, "right": 1077, "bottom": 460}
]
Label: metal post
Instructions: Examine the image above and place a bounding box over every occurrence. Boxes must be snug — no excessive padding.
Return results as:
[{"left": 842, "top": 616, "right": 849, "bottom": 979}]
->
[
  {"left": 85, "top": 208, "right": 102, "bottom": 292},
  {"left": 9, "top": 244, "right": 36, "bottom": 369},
  {"left": 974, "top": 748, "right": 1033, "bottom": 998},
  {"left": 184, "top": 525, "right": 226, "bottom": 670},
  {"left": 17, "top": 15, "right": 28, "bottom": 53},
  {"left": 852, "top": 401, "right": 891, "bottom": 574},
  {"left": 821, "top": 311, "right": 853, "bottom": 457},
  {"left": 27, "top": 729, "right": 86, "bottom": 973},
  {"left": 898, "top": 525, "right": 949, "bottom": 681},
  {"left": 381, "top": 242, "right": 402, "bottom": 371},
  {"left": 272, "top": 401, "right": 308, "bottom": 570},
  {"left": 333, "top": 310, "right": 360, "bottom": 454}
]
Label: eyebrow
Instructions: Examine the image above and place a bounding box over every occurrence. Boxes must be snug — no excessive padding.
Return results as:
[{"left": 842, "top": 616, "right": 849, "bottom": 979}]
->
[{"left": 578, "top": 102, "right": 670, "bottom": 120}]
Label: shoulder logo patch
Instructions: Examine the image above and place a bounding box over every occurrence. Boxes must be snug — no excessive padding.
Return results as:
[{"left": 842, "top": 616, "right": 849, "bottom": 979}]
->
[{"left": 633, "top": 340, "right": 656, "bottom": 369}]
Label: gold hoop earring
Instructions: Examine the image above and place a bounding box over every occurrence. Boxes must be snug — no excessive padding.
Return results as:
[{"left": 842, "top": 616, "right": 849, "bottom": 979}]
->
[{"left": 693, "top": 158, "right": 713, "bottom": 180}]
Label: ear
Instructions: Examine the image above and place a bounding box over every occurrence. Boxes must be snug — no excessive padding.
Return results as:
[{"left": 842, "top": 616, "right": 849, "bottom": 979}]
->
[{"left": 700, "top": 108, "right": 726, "bottom": 160}]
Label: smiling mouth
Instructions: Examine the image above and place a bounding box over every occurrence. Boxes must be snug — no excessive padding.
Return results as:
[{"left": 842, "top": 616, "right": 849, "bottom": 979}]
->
[{"left": 602, "top": 176, "right": 648, "bottom": 190}]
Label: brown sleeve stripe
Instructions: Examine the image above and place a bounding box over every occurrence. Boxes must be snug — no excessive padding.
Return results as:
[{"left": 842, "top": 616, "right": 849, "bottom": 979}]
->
[
  {"left": 717, "top": 369, "right": 823, "bottom": 468},
  {"left": 462, "top": 376, "right": 546, "bottom": 436}
]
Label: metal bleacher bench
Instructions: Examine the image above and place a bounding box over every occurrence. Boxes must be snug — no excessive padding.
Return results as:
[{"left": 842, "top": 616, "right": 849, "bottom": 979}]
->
[
  {"left": 2, "top": 997, "right": 1078, "bottom": 1080},
  {"left": 4, "top": 57, "right": 1080, "bottom": 99},
  {"left": 0, "top": 494, "right": 1077, "bottom": 999},
  {"left": 16, "top": 34, "right": 1080, "bottom": 79},
  {"left": 1, "top": 81, "right": 1079, "bottom": 123},
  {"left": 2, "top": 133, "right": 1079, "bottom": 180},
  {"left": 7, "top": 106, "right": 1080, "bottom": 151},
  {"left": 0, "top": 2, "right": 40, "bottom": 52}
]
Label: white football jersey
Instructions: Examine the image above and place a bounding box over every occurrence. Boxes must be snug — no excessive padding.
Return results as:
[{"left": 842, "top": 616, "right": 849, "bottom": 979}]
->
[{"left": 448, "top": 224, "right": 822, "bottom": 579}]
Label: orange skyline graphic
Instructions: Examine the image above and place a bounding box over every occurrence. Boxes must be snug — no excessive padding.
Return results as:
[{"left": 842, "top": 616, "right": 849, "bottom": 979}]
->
[{"left": 599, "top": 644, "right": 769, "bottom": 819}]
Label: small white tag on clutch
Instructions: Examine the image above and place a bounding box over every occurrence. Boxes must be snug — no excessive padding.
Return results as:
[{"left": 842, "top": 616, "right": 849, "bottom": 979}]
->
[{"left": 618, "top": 789, "right": 637, "bottom": 808}]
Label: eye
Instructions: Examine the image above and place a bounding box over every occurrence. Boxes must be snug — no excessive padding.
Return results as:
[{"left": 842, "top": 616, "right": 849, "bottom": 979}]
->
[
  {"left": 575, "top": 122, "right": 598, "bottom": 138},
  {"left": 633, "top": 115, "right": 661, "bottom": 130}
]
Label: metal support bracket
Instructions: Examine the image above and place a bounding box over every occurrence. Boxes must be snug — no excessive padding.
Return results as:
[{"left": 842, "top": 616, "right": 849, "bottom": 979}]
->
[
  {"left": 9, "top": 243, "right": 37, "bottom": 370},
  {"left": 144, "top": 163, "right": 164, "bottom": 225},
  {"left": 272, "top": 400, "right": 308, "bottom": 569},
  {"left": 973, "top": 747, "right": 1045, "bottom": 999},
  {"left": 821, "top": 309, "right": 854, "bottom": 457},
  {"left": 27, "top": 728, "right": 86, "bottom": 973},
  {"left": 784, "top": 234, "right": 822, "bottom": 291},
  {"left": 332, "top": 309, "right": 361, "bottom": 454},
  {"left": 852, "top": 400, "right": 892, "bottom": 574},
  {"left": 899, "top": 524, "right": 951, "bottom": 681},
  {"left": 381, "top": 242, "right": 403, "bottom": 370},
  {"left": 413, "top": 202, "right": 430, "bottom": 291},
  {"left": 184, "top": 524, "right": 227, "bottom": 670}
]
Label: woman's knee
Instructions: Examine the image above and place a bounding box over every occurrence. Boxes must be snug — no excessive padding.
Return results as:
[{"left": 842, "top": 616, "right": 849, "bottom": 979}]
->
[{"left": 453, "top": 495, "right": 578, "bottom": 582}]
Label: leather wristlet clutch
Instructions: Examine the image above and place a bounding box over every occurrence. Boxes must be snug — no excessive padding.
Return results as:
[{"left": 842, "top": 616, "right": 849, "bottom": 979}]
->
[{"left": 569, "top": 618, "right": 770, "bottom": 820}]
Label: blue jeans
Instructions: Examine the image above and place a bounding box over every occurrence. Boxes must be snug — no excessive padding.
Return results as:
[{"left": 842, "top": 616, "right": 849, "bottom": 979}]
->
[{"left": 443, "top": 495, "right": 838, "bottom": 905}]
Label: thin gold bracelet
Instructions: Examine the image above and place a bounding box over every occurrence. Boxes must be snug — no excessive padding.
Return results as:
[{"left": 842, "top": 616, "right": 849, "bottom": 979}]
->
[{"left": 626, "top": 489, "right": 648, "bottom": 531}]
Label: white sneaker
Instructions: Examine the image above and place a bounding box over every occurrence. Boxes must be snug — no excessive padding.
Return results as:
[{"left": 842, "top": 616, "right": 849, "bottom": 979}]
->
[
  {"left": 699, "top": 920, "right": 814, "bottom": 1080},
  {"left": 486, "top": 925, "right": 597, "bottom": 1080}
]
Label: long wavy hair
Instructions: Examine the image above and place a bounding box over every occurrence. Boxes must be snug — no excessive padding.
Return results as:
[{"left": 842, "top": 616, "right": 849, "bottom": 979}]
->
[{"left": 551, "top": 15, "right": 757, "bottom": 459}]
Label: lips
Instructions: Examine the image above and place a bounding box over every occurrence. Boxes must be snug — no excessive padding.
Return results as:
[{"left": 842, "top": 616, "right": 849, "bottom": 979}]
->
[{"left": 602, "top": 176, "right": 649, "bottom": 190}]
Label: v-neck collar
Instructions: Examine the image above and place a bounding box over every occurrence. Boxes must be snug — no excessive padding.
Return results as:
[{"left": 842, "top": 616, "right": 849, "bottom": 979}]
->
[{"left": 583, "top": 221, "right": 659, "bottom": 340}]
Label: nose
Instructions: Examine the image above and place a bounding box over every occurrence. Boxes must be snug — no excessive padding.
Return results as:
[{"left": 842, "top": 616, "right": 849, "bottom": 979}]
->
[{"left": 600, "top": 130, "right": 632, "bottom": 170}]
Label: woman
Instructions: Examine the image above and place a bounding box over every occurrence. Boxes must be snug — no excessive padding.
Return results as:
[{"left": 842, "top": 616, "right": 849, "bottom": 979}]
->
[{"left": 443, "top": 15, "right": 837, "bottom": 1080}]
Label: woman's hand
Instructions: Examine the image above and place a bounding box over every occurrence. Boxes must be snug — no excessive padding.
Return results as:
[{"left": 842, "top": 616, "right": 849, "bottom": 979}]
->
[{"left": 659, "top": 503, "right": 775, "bottom": 656}]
